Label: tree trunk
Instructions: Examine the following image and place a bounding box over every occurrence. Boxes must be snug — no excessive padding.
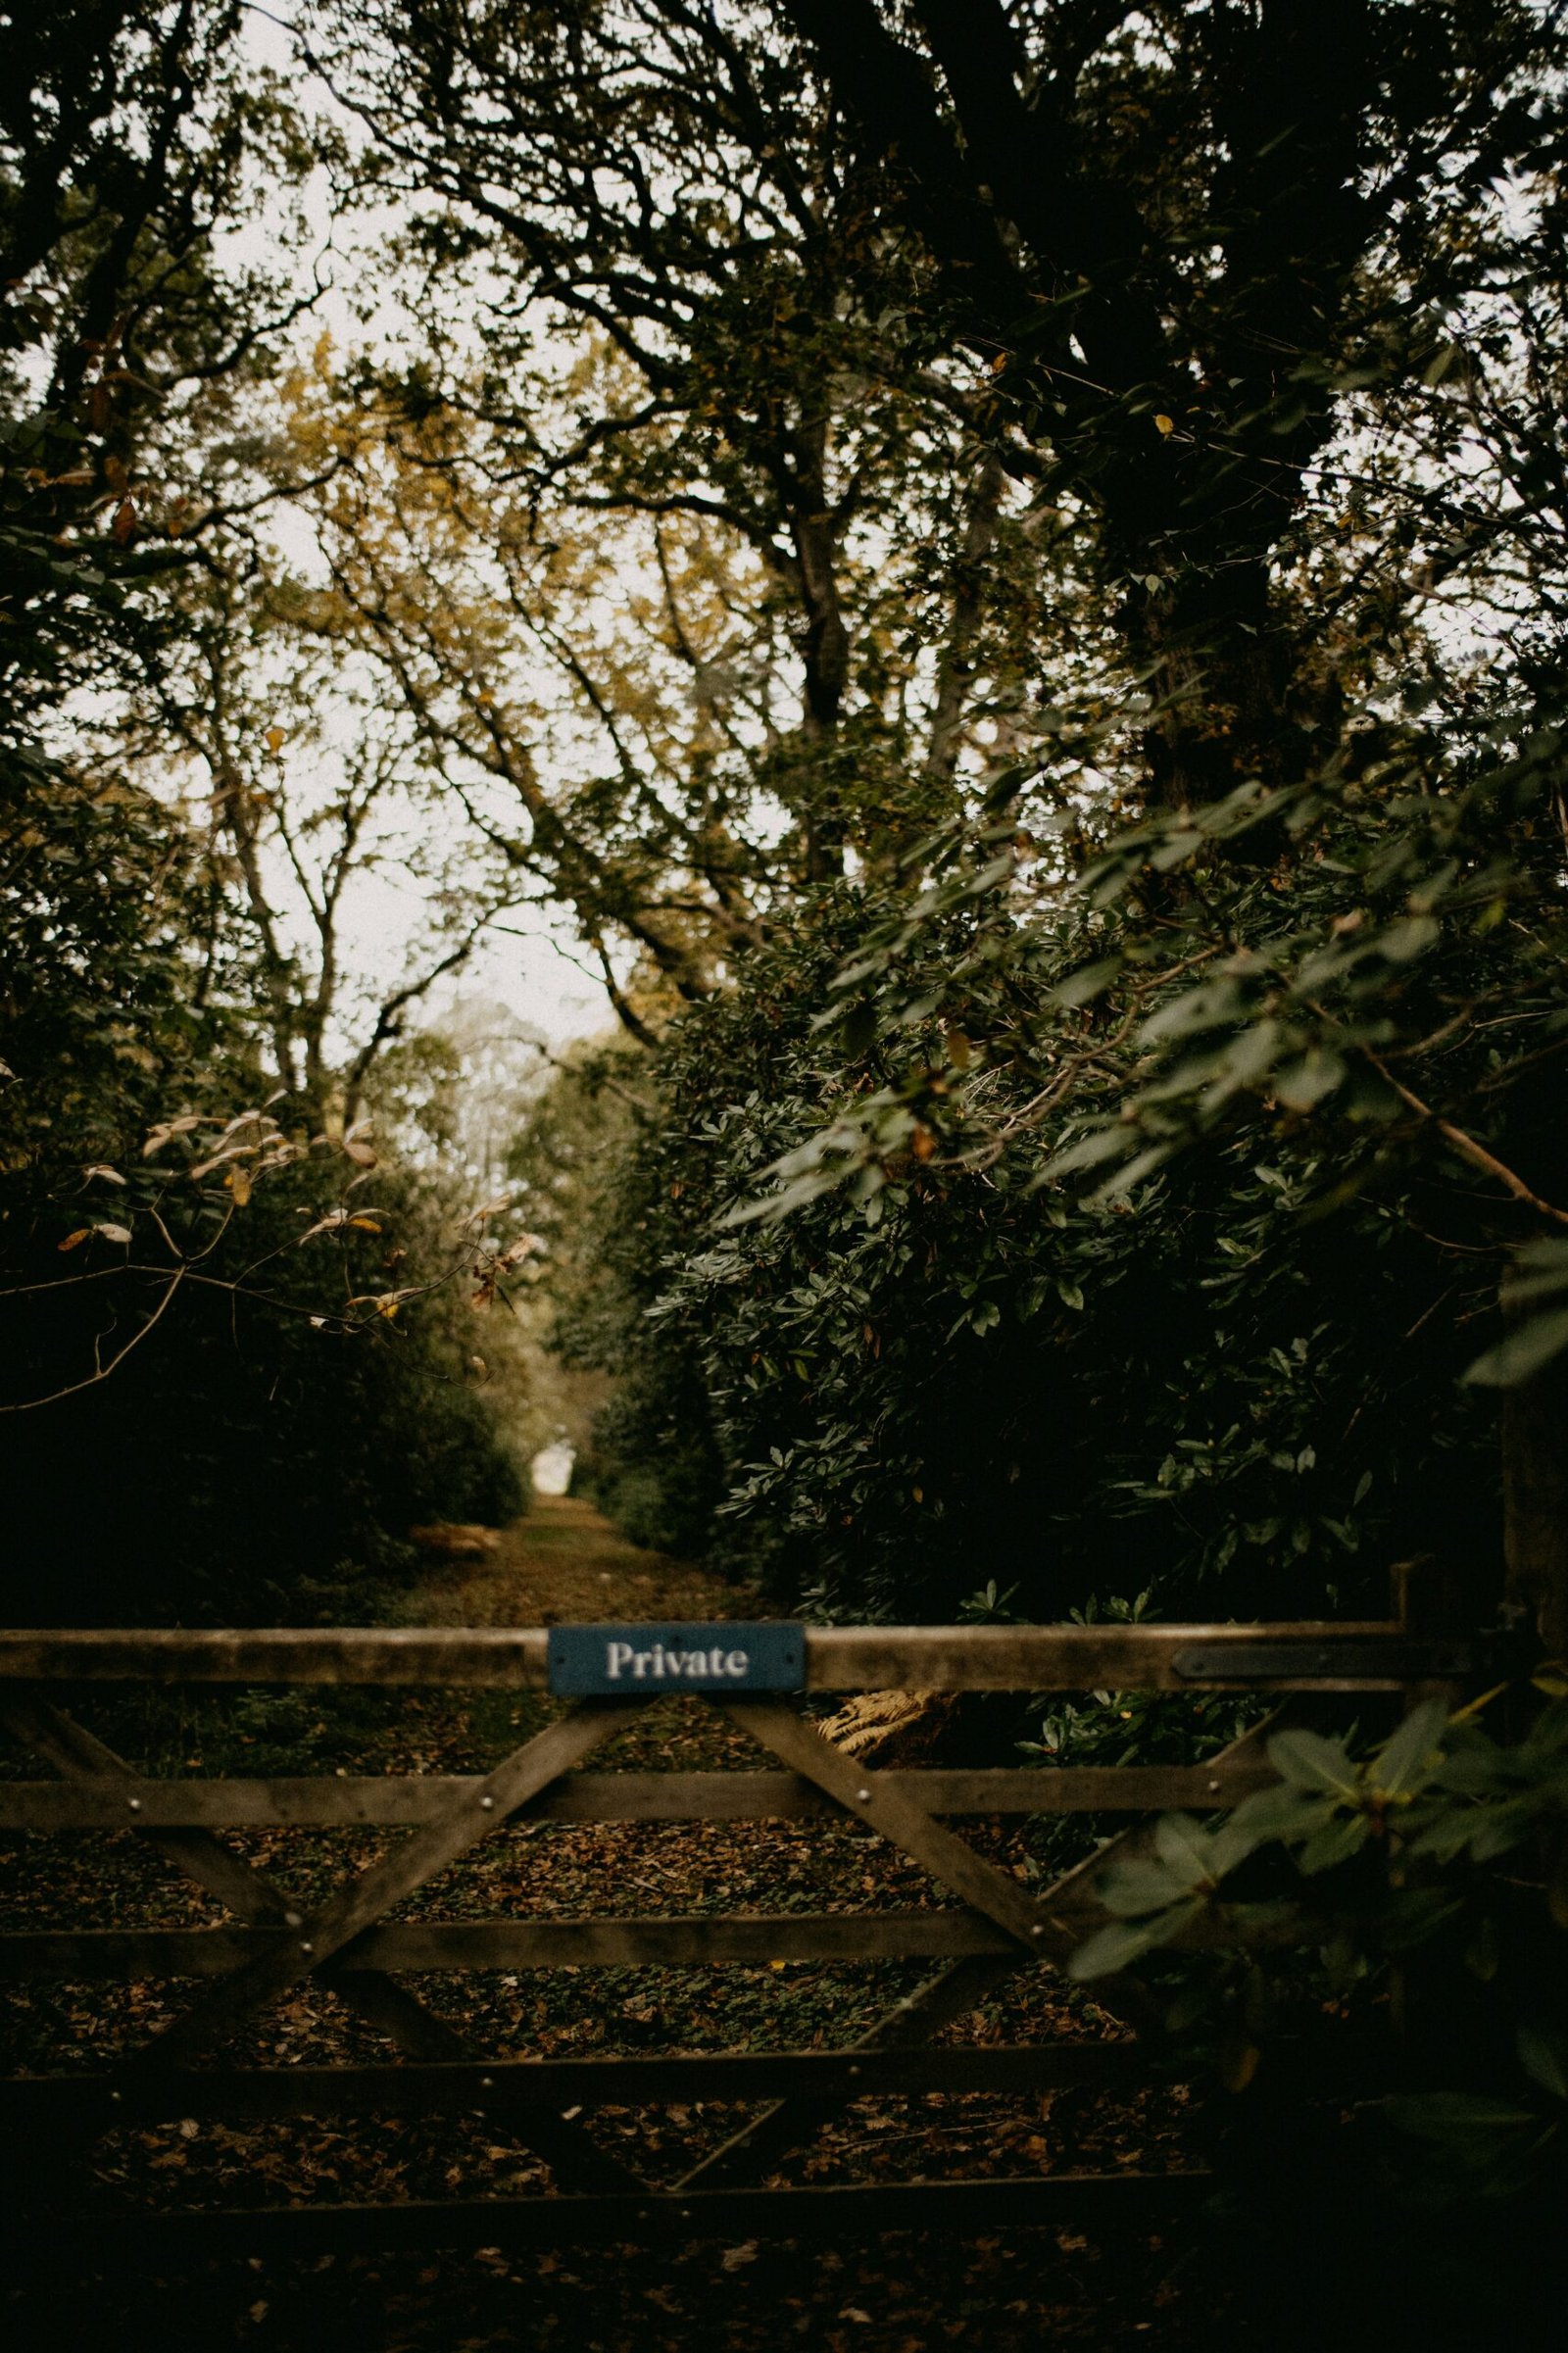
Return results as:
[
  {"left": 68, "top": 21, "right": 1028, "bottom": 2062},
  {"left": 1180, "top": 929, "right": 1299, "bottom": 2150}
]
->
[
  {"left": 790, "top": 418, "right": 851, "bottom": 883},
  {"left": 923, "top": 448, "right": 1005, "bottom": 792},
  {"left": 1503, "top": 1347, "right": 1568, "bottom": 1656}
]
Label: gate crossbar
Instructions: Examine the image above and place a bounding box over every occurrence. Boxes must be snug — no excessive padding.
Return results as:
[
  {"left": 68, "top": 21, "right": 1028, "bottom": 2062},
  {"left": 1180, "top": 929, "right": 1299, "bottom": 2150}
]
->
[{"left": 0, "top": 1613, "right": 1455, "bottom": 2253}]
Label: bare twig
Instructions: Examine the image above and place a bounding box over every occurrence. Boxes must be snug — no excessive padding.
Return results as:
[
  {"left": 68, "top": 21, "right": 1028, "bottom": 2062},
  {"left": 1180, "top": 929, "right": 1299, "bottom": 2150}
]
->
[
  {"left": 1358, "top": 1045, "right": 1568, "bottom": 1230},
  {"left": 0, "top": 1266, "right": 186, "bottom": 1414}
]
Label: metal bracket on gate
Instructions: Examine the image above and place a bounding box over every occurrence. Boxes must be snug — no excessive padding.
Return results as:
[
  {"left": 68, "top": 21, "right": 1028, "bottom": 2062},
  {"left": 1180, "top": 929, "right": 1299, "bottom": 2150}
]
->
[{"left": 1171, "top": 1638, "right": 1492, "bottom": 1683}]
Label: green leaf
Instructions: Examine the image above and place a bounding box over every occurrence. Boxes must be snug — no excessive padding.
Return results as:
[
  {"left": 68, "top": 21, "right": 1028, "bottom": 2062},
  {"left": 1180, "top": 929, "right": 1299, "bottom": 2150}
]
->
[
  {"left": 1298, "top": 1811, "right": 1370, "bottom": 1875},
  {"left": 1097, "top": 1856, "right": 1195, "bottom": 1917},
  {"left": 1066, "top": 1899, "right": 1201, "bottom": 1979},
  {"left": 1421, "top": 342, "right": 1464, "bottom": 386},
  {"left": 1372, "top": 1698, "right": 1449, "bottom": 1798},
  {"left": 1462, "top": 1306, "right": 1568, "bottom": 1390},
  {"left": 1386, "top": 2092, "right": 1535, "bottom": 2140},
  {"left": 1463, "top": 1913, "right": 1500, "bottom": 1983},
  {"left": 1048, "top": 956, "right": 1123, "bottom": 1008},
  {"left": 1376, "top": 913, "right": 1440, "bottom": 961},
  {"left": 1043, "top": 1124, "right": 1132, "bottom": 1179},
  {"left": 1517, "top": 2023, "right": 1568, "bottom": 2103},
  {"left": 1267, "top": 1728, "right": 1362, "bottom": 1800},
  {"left": 1273, "top": 1050, "right": 1346, "bottom": 1111},
  {"left": 1152, "top": 1812, "right": 1217, "bottom": 1887},
  {"left": 1225, "top": 1784, "right": 1331, "bottom": 1845}
]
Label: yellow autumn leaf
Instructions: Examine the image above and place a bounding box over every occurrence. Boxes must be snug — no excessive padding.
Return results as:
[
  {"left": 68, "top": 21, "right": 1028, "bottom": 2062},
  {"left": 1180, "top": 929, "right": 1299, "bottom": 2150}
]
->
[
  {"left": 266, "top": 725, "right": 287, "bottom": 752},
  {"left": 58, "top": 1228, "right": 93, "bottom": 1251},
  {"left": 1154, "top": 414, "right": 1175, "bottom": 435}
]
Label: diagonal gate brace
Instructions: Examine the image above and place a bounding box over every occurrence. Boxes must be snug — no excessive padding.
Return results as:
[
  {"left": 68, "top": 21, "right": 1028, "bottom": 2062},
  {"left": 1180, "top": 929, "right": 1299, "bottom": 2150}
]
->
[
  {"left": 677, "top": 1701, "right": 1286, "bottom": 2191},
  {"left": 118, "top": 1696, "right": 646, "bottom": 2073},
  {"left": 1, "top": 1692, "right": 644, "bottom": 2195}
]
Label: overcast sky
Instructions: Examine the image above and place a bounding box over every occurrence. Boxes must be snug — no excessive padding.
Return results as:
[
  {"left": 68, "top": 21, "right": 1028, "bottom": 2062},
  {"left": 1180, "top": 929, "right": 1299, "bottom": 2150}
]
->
[{"left": 230, "top": 0, "right": 613, "bottom": 1056}]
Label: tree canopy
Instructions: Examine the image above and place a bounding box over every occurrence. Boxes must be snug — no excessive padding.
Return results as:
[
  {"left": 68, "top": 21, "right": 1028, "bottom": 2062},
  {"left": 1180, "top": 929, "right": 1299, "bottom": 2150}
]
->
[
  {"left": 282, "top": 0, "right": 1566, "bottom": 1636},
  {"left": 3, "top": 0, "right": 1567, "bottom": 2302},
  {"left": 9, "top": 0, "right": 1567, "bottom": 1632}
]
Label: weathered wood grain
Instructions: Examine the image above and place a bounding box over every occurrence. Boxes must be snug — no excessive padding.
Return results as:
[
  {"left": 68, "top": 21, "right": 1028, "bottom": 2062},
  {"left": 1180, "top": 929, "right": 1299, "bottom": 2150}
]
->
[
  {"left": 122, "top": 1700, "right": 646, "bottom": 2072},
  {"left": 673, "top": 1706, "right": 1297, "bottom": 2191},
  {"left": 0, "top": 1620, "right": 1446, "bottom": 1691},
  {"left": 673, "top": 1948, "right": 1027, "bottom": 2193},
  {"left": 0, "top": 1761, "right": 1279, "bottom": 1831},
  {"left": 0, "top": 1910, "right": 1027, "bottom": 1979},
  {"left": 0, "top": 2040, "right": 1143, "bottom": 2125},
  {"left": 728, "top": 1698, "right": 1052, "bottom": 1953},
  {"left": 0, "top": 1695, "right": 641, "bottom": 2191},
  {"left": 0, "top": 2172, "right": 1214, "bottom": 2259}
]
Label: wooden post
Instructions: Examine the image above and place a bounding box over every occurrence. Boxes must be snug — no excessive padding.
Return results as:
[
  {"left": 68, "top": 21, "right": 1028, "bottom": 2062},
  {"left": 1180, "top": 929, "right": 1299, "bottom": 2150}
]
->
[{"left": 1503, "top": 1346, "right": 1568, "bottom": 1657}]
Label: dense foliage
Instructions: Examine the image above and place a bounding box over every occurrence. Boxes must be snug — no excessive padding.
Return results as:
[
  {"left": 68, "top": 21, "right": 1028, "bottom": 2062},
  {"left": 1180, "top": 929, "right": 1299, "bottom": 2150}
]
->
[
  {"left": 1065, "top": 1676, "right": 1568, "bottom": 2333},
  {"left": 468, "top": 2, "right": 1568, "bottom": 1658},
  {"left": 473, "top": 20, "right": 1568, "bottom": 2259},
  {"left": 3, "top": 0, "right": 1566, "bottom": 2304},
  {"left": 0, "top": 688, "right": 528, "bottom": 1624},
  {"left": 1, "top": 1, "right": 526, "bottom": 1622},
  {"left": 539, "top": 852, "right": 1518, "bottom": 1623}
]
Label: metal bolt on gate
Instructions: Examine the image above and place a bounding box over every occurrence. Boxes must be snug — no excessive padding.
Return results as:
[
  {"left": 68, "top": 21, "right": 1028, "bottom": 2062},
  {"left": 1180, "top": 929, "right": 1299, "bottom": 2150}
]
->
[{"left": 0, "top": 1610, "right": 1485, "bottom": 2260}]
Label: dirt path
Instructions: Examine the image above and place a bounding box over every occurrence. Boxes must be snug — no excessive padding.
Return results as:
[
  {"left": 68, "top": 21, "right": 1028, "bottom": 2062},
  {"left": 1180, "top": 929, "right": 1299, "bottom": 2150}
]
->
[
  {"left": 2, "top": 1501, "right": 1231, "bottom": 2351},
  {"left": 427, "top": 1493, "right": 738, "bottom": 1627}
]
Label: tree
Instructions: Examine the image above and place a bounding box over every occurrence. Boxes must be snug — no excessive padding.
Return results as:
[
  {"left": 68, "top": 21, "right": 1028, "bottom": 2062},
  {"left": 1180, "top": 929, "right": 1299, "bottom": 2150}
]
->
[
  {"left": 293, "top": 0, "right": 1066, "bottom": 977},
  {"left": 0, "top": 2, "right": 530, "bottom": 1618},
  {"left": 449, "top": 3, "right": 1568, "bottom": 1644},
  {"left": 1, "top": 0, "right": 325, "bottom": 722}
]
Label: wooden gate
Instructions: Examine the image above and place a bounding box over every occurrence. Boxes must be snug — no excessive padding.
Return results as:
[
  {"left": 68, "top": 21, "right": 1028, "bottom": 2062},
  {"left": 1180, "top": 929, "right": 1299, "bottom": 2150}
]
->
[{"left": 0, "top": 1607, "right": 1486, "bottom": 2261}]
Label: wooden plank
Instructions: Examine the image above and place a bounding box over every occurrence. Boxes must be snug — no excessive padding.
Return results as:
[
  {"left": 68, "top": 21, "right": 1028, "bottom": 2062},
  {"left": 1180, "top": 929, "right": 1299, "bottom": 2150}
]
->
[
  {"left": 0, "top": 1620, "right": 1442, "bottom": 1691},
  {"left": 124, "top": 1700, "right": 647, "bottom": 2072},
  {"left": 0, "top": 1760, "right": 1278, "bottom": 1831},
  {"left": 1028, "top": 1705, "right": 1295, "bottom": 1975},
  {"left": 0, "top": 1697, "right": 639, "bottom": 2194},
  {"left": 314, "top": 1911, "right": 1035, "bottom": 1968},
  {"left": 0, "top": 1629, "right": 554, "bottom": 1687},
  {"left": 285, "top": 1973, "right": 641, "bottom": 2193},
  {"left": 0, "top": 1695, "right": 298, "bottom": 1930},
  {"left": 676, "top": 1693, "right": 1154, "bottom": 2196},
  {"left": 806, "top": 1623, "right": 1432, "bottom": 1692},
  {"left": 0, "top": 1911, "right": 1024, "bottom": 1980},
  {"left": 673, "top": 1949, "right": 1025, "bottom": 2193},
  {"left": 675, "top": 1706, "right": 1296, "bottom": 2193},
  {"left": 0, "top": 2041, "right": 1144, "bottom": 2126},
  {"left": 728, "top": 1699, "right": 1054, "bottom": 1956},
  {"left": 0, "top": 1775, "right": 489, "bottom": 1830},
  {"left": 0, "top": 2172, "right": 1214, "bottom": 2260}
]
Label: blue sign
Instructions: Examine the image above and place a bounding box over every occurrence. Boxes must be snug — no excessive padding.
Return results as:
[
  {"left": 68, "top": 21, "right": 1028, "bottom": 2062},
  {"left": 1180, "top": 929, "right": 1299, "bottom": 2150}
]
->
[{"left": 547, "top": 1622, "right": 805, "bottom": 1697}]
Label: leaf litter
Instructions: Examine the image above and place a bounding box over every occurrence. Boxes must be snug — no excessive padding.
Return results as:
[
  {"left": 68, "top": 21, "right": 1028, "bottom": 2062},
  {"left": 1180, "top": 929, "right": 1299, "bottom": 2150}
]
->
[{"left": 1, "top": 1496, "right": 1225, "bottom": 2347}]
